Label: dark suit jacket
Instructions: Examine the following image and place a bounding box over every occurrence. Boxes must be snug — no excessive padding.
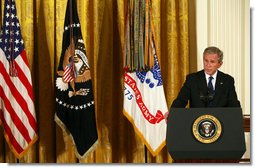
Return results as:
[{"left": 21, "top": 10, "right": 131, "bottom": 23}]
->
[{"left": 171, "top": 70, "right": 241, "bottom": 108}]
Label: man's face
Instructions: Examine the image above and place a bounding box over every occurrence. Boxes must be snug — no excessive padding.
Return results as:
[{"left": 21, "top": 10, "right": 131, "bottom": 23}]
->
[{"left": 203, "top": 53, "right": 223, "bottom": 76}]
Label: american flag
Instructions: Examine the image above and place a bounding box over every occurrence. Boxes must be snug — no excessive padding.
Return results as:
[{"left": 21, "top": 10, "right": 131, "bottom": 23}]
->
[{"left": 0, "top": 0, "right": 38, "bottom": 158}]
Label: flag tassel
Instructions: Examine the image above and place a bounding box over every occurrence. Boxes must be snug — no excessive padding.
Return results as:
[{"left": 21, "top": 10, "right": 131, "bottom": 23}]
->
[{"left": 9, "top": 60, "right": 18, "bottom": 77}]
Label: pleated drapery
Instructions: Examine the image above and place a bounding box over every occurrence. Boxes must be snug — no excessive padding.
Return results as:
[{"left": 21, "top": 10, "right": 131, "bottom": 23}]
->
[{"left": 0, "top": 0, "right": 191, "bottom": 163}]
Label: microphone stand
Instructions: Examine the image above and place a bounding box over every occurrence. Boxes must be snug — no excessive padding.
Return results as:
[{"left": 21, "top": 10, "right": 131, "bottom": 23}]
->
[{"left": 200, "top": 90, "right": 214, "bottom": 107}]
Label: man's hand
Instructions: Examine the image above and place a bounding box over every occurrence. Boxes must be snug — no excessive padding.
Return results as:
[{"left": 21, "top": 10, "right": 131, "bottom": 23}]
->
[{"left": 164, "top": 111, "right": 169, "bottom": 123}]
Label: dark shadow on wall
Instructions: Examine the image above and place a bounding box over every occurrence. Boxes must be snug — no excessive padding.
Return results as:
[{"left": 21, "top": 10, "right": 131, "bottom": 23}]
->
[{"left": 33, "top": 0, "right": 57, "bottom": 163}]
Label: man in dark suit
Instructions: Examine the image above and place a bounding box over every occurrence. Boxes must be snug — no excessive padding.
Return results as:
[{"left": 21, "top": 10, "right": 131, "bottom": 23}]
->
[
  {"left": 171, "top": 46, "right": 240, "bottom": 108},
  {"left": 165, "top": 47, "right": 242, "bottom": 163}
]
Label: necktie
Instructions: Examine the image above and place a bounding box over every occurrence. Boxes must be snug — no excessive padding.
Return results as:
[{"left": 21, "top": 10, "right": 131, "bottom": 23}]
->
[
  {"left": 208, "top": 76, "right": 214, "bottom": 92},
  {"left": 207, "top": 76, "right": 214, "bottom": 107}
]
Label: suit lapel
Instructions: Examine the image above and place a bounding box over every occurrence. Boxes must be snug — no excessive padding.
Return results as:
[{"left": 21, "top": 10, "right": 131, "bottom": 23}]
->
[
  {"left": 198, "top": 70, "right": 208, "bottom": 96},
  {"left": 214, "top": 71, "right": 224, "bottom": 104}
]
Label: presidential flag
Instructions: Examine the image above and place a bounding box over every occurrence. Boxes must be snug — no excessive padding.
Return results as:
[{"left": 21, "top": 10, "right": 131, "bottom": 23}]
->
[
  {"left": 0, "top": 0, "right": 38, "bottom": 158},
  {"left": 55, "top": 0, "right": 98, "bottom": 159},
  {"left": 123, "top": 0, "right": 168, "bottom": 156}
]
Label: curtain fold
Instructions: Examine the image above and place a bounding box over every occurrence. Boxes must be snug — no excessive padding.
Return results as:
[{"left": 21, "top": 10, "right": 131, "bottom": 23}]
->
[{"left": 0, "top": 0, "right": 190, "bottom": 163}]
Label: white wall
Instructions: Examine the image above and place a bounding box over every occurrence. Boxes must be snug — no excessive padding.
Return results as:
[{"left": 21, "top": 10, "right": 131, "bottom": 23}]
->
[
  {"left": 196, "top": 0, "right": 250, "bottom": 160},
  {"left": 196, "top": 0, "right": 250, "bottom": 115}
]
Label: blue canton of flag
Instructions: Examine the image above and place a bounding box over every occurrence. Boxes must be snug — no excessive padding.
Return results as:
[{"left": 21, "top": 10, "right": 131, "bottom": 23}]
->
[{"left": 0, "top": 0, "right": 24, "bottom": 61}]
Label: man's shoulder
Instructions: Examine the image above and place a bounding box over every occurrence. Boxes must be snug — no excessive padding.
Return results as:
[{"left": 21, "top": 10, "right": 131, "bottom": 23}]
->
[
  {"left": 186, "top": 70, "right": 204, "bottom": 78},
  {"left": 217, "top": 70, "right": 234, "bottom": 80},
  {"left": 186, "top": 70, "right": 234, "bottom": 80}
]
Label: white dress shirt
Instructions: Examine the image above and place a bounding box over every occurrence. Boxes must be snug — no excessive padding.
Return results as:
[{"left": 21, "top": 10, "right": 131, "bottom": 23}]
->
[{"left": 205, "top": 71, "right": 218, "bottom": 90}]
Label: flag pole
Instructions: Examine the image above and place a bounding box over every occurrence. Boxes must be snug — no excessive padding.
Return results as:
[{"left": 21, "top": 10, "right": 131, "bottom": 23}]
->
[{"left": 144, "top": 145, "right": 148, "bottom": 163}]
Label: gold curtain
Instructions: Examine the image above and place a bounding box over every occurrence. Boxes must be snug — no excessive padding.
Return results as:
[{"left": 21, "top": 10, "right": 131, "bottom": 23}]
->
[{"left": 0, "top": 0, "right": 192, "bottom": 163}]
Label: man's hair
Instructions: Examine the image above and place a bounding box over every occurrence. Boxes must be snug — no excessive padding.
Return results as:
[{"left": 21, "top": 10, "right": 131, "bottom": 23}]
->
[{"left": 203, "top": 46, "right": 223, "bottom": 63}]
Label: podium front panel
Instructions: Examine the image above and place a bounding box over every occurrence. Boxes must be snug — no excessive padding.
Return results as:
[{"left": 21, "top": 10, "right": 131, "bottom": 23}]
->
[{"left": 166, "top": 108, "right": 246, "bottom": 160}]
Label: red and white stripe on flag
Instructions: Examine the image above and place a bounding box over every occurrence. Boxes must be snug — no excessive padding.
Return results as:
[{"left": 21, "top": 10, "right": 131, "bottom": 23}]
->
[
  {"left": 0, "top": 49, "right": 38, "bottom": 158},
  {"left": 123, "top": 71, "right": 168, "bottom": 156},
  {"left": 63, "top": 63, "right": 75, "bottom": 82}
]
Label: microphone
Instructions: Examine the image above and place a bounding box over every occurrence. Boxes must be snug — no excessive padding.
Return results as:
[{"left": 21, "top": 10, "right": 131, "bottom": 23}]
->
[
  {"left": 207, "top": 89, "right": 214, "bottom": 101},
  {"left": 199, "top": 91, "right": 208, "bottom": 102},
  {"left": 200, "top": 89, "right": 214, "bottom": 107}
]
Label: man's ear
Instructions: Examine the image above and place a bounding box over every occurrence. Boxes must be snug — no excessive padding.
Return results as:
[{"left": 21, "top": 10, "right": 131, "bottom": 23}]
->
[{"left": 219, "top": 61, "right": 223, "bottom": 67}]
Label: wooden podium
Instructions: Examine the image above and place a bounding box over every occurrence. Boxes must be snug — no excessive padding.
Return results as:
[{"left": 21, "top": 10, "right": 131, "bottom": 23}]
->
[{"left": 166, "top": 108, "right": 246, "bottom": 163}]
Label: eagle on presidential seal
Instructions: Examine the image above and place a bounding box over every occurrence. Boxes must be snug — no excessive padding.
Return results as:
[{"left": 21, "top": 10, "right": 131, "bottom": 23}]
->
[{"left": 56, "top": 37, "right": 91, "bottom": 97}]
